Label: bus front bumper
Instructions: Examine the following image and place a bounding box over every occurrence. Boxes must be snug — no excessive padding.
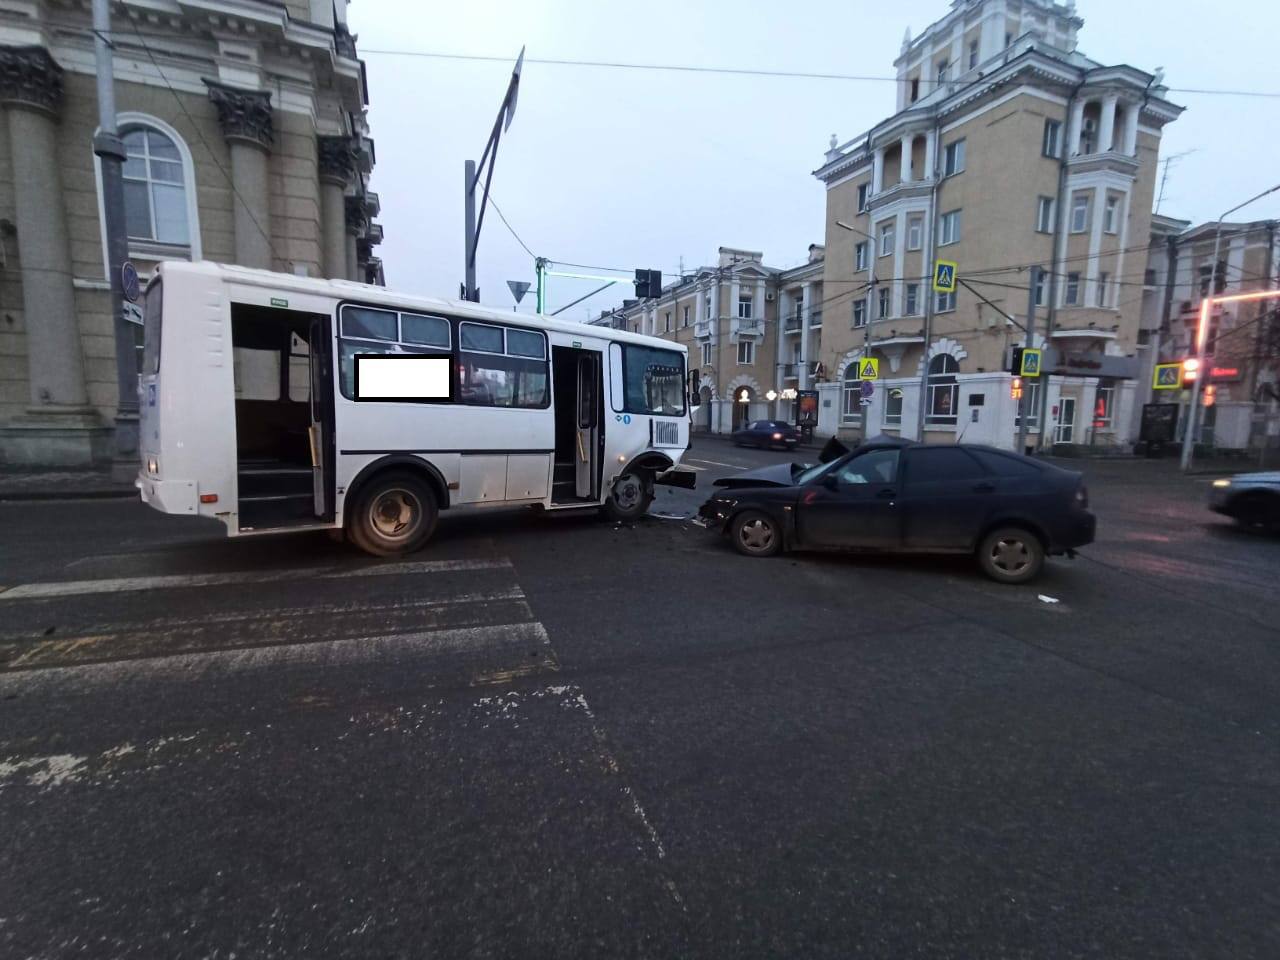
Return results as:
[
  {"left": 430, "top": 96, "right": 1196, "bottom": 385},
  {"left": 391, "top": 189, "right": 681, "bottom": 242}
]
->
[
  {"left": 136, "top": 472, "right": 198, "bottom": 515},
  {"left": 655, "top": 467, "right": 697, "bottom": 490}
]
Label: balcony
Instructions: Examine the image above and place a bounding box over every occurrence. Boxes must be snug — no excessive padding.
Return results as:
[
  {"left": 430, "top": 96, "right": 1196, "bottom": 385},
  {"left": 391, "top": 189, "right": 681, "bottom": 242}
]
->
[
  {"left": 784, "top": 314, "right": 803, "bottom": 333},
  {"left": 782, "top": 363, "right": 798, "bottom": 380},
  {"left": 735, "top": 317, "right": 762, "bottom": 334},
  {"left": 810, "top": 310, "right": 822, "bottom": 328},
  {"left": 694, "top": 319, "right": 712, "bottom": 339}
]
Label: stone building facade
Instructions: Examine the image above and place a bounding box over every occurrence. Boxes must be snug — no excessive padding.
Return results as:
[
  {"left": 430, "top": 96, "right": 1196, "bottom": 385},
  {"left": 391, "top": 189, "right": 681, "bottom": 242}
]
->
[
  {"left": 0, "top": 0, "right": 382, "bottom": 466},
  {"left": 813, "top": 0, "right": 1182, "bottom": 451},
  {"left": 593, "top": 246, "right": 826, "bottom": 434}
]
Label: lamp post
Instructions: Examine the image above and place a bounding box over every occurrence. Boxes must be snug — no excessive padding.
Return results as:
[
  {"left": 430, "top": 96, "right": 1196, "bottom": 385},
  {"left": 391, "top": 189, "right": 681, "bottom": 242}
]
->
[{"left": 836, "top": 219, "right": 878, "bottom": 436}]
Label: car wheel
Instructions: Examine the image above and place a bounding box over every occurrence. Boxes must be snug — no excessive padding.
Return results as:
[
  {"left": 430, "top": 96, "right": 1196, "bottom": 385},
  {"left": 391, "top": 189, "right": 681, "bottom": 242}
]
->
[
  {"left": 347, "top": 471, "right": 438, "bottom": 557},
  {"left": 977, "top": 526, "right": 1044, "bottom": 584},
  {"left": 602, "top": 470, "right": 653, "bottom": 522},
  {"left": 731, "top": 510, "right": 782, "bottom": 558},
  {"left": 1233, "top": 492, "right": 1280, "bottom": 533}
]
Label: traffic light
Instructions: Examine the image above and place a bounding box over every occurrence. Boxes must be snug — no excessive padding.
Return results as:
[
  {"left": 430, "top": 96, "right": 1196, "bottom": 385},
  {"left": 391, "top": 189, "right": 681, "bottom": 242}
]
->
[
  {"left": 1011, "top": 376, "right": 1023, "bottom": 400},
  {"left": 1181, "top": 357, "right": 1200, "bottom": 387},
  {"left": 1009, "top": 347, "right": 1024, "bottom": 375},
  {"left": 634, "top": 268, "right": 662, "bottom": 299},
  {"left": 1202, "top": 384, "right": 1217, "bottom": 408}
]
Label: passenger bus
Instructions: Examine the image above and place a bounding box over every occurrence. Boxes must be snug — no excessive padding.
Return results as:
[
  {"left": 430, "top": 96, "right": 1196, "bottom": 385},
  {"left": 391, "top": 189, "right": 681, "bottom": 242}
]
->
[{"left": 136, "top": 262, "right": 693, "bottom": 555}]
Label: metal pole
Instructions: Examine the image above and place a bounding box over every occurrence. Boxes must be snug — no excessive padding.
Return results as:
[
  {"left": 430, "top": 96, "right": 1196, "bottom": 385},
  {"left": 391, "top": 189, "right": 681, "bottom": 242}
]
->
[
  {"left": 860, "top": 275, "right": 874, "bottom": 438},
  {"left": 535, "top": 257, "right": 546, "bottom": 313},
  {"left": 1017, "top": 266, "right": 1040, "bottom": 455},
  {"left": 92, "top": 0, "right": 138, "bottom": 481},
  {"left": 463, "top": 160, "right": 478, "bottom": 302}
]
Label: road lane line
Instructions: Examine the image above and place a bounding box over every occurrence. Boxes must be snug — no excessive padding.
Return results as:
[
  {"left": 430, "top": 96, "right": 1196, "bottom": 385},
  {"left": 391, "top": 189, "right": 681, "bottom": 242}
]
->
[
  {"left": 0, "top": 558, "right": 512, "bottom": 601},
  {"left": 686, "top": 458, "right": 748, "bottom": 469},
  {"left": 0, "top": 622, "right": 553, "bottom": 688}
]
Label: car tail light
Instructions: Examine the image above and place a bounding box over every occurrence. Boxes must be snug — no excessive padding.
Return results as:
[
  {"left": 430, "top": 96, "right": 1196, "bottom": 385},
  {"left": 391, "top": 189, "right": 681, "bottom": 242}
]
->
[
  {"left": 772, "top": 432, "right": 783, "bottom": 440},
  {"left": 1074, "top": 484, "right": 1088, "bottom": 508}
]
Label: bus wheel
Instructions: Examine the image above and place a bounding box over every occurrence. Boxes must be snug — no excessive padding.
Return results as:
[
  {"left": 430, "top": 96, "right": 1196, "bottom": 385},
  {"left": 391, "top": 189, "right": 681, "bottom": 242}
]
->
[
  {"left": 348, "top": 472, "right": 438, "bottom": 557},
  {"left": 602, "top": 471, "right": 653, "bottom": 522}
]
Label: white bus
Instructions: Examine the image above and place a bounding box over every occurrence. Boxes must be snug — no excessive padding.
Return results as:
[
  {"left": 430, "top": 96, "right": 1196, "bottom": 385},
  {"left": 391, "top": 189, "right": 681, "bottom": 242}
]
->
[{"left": 136, "top": 261, "right": 694, "bottom": 555}]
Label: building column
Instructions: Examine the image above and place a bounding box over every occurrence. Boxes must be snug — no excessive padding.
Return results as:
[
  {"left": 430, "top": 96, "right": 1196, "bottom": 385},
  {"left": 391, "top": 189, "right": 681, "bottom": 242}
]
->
[
  {"left": 871, "top": 147, "right": 885, "bottom": 195},
  {"left": 1098, "top": 93, "right": 1118, "bottom": 154},
  {"left": 0, "top": 46, "right": 110, "bottom": 465},
  {"left": 923, "top": 129, "right": 937, "bottom": 180},
  {"left": 899, "top": 134, "right": 914, "bottom": 182},
  {"left": 345, "top": 196, "right": 366, "bottom": 282},
  {"left": 1122, "top": 102, "right": 1139, "bottom": 156},
  {"left": 799, "top": 281, "right": 814, "bottom": 389},
  {"left": 1068, "top": 98, "right": 1086, "bottom": 155},
  {"left": 317, "top": 136, "right": 355, "bottom": 280},
  {"left": 205, "top": 80, "right": 274, "bottom": 269}
]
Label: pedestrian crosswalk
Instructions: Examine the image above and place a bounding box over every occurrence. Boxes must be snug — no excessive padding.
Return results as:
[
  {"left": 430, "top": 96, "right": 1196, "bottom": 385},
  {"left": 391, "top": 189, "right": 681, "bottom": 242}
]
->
[{"left": 0, "top": 552, "right": 558, "bottom": 688}]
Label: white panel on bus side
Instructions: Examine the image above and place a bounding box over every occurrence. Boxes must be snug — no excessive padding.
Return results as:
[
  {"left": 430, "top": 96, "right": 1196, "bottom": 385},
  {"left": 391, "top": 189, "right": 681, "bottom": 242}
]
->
[
  {"left": 459, "top": 455, "right": 508, "bottom": 503},
  {"left": 608, "top": 343, "right": 624, "bottom": 412},
  {"left": 505, "top": 454, "right": 550, "bottom": 501}
]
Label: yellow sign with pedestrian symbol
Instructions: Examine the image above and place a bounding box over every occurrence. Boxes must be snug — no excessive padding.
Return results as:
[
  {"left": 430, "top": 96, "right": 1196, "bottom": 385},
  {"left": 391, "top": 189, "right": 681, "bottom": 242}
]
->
[
  {"left": 1020, "top": 348, "right": 1042, "bottom": 378},
  {"left": 932, "top": 260, "right": 958, "bottom": 293},
  {"left": 857, "top": 357, "right": 880, "bottom": 381},
  {"left": 1152, "top": 362, "right": 1181, "bottom": 390}
]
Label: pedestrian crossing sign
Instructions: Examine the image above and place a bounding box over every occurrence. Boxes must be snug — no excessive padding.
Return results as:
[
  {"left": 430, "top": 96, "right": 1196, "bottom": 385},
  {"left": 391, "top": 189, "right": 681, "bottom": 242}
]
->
[
  {"left": 1153, "top": 362, "right": 1181, "bottom": 390},
  {"left": 933, "top": 260, "right": 958, "bottom": 293},
  {"left": 858, "top": 357, "right": 880, "bottom": 380},
  {"left": 1020, "top": 348, "right": 1042, "bottom": 378}
]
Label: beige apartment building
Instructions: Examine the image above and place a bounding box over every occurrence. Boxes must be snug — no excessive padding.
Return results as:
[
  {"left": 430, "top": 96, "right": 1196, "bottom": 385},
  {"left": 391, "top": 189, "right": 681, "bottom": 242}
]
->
[
  {"left": 814, "top": 0, "right": 1182, "bottom": 451},
  {"left": 1140, "top": 218, "right": 1278, "bottom": 451},
  {"left": 0, "top": 0, "right": 382, "bottom": 466},
  {"left": 595, "top": 246, "right": 825, "bottom": 433}
]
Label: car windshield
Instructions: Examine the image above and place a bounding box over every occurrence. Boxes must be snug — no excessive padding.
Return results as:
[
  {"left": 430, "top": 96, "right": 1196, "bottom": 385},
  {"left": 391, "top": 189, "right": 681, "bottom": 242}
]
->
[{"left": 793, "top": 458, "right": 842, "bottom": 485}]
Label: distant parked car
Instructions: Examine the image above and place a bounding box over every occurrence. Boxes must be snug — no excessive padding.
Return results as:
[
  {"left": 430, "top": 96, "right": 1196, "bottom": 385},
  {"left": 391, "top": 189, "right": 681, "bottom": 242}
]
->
[
  {"left": 1207, "top": 471, "right": 1280, "bottom": 532},
  {"left": 696, "top": 437, "right": 1095, "bottom": 584},
  {"left": 731, "top": 420, "right": 800, "bottom": 450}
]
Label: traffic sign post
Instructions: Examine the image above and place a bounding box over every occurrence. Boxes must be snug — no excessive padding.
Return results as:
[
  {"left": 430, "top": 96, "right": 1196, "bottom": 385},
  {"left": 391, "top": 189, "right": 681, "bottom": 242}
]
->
[{"left": 932, "top": 260, "right": 958, "bottom": 294}]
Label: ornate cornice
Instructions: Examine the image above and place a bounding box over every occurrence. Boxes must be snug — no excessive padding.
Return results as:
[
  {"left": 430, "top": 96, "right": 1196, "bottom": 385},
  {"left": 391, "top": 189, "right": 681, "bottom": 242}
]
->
[
  {"left": 317, "top": 135, "right": 356, "bottom": 186},
  {"left": 203, "top": 79, "right": 273, "bottom": 150},
  {"left": 0, "top": 46, "right": 63, "bottom": 117}
]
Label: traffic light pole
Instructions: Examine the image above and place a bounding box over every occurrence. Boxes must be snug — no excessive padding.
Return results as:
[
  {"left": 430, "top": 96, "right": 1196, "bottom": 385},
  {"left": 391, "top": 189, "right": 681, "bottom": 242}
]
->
[{"left": 1016, "top": 267, "right": 1041, "bottom": 456}]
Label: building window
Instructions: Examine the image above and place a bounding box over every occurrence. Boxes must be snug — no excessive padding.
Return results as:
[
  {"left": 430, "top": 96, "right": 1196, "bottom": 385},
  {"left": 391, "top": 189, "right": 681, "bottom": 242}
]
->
[
  {"left": 633, "top": 323, "right": 640, "bottom": 333},
  {"left": 936, "top": 58, "right": 949, "bottom": 85},
  {"left": 121, "top": 123, "right": 192, "bottom": 248},
  {"left": 853, "top": 298, "right": 867, "bottom": 328},
  {"left": 968, "top": 39, "right": 980, "bottom": 70},
  {"left": 1097, "top": 272, "right": 1110, "bottom": 307},
  {"left": 1015, "top": 380, "right": 1041, "bottom": 427},
  {"left": 878, "top": 221, "right": 895, "bottom": 257},
  {"left": 682, "top": 305, "right": 690, "bottom": 327},
  {"left": 737, "top": 339, "right": 754, "bottom": 365},
  {"left": 737, "top": 294, "right": 753, "bottom": 319},
  {"left": 1034, "top": 271, "right": 1046, "bottom": 307},
  {"left": 878, "top": 286, "right": 891, "bottom": 318},
  {"left": 1065, "top": 272, "right": 1081, "bottom": 305},
  {"left": 1042, "top": 119, "right": 1062, "bottom": 158},
  {"left": 1103, "top": 195, "right": 1120, "bottom": 234},
  {"left": 938, "top": 209, "right": 961, "bottom": 246},
  {"left": 936, "top": 289, "right": 956, "bottom": 312},
  {"left": 704, "top": 293, "right": 712, "bottom": 319},
  {"left": 855, "top": 242, "right": 868, "bottom": 271},
  {"left": 943, "top": 139, "right": 966, "bottom": 177},
  {"left": 1199, "top": 262, "right": 1228, "bottom": 296},
  {"left": 841, "top": 365, "right": 862, "bottom": 424},
  {"left": 1004, "top": 31, "right": 1013, "bottom": 48},
  {"left": 1070, "top": 194, "right": 1090, "bottom": 233},
  {"left": 857, "top": 182, "right": 869, "bottom": 212},
  {"left": 905, "top": 283, "right": 919, "bottom": 316},
  {"left": 1093, "top": 381, "right": 1115, "bottom": 429},
  {"left": 1144, "top": 268, "right": 1158, "bottom": 287},
  {"left": 700, "top": 341, "right": 712, "bottom": 367},
  {"left": 906, "top": 216, "right": 923, "bottom": 251},
  {"left": 1036, "top": 196, "right": 1055, "bottom": 233},
  {"left": 664, "top": 311, "right": 671, "bottom": 332},
  {"left": 884, "top": 387, "right": 903, "bottom": 425},
  {"left": 910, "top": 76, "right": 920, "bottom": 103},
  {"left": 926, "top": 354, "right": 959, "bottom": 425}
]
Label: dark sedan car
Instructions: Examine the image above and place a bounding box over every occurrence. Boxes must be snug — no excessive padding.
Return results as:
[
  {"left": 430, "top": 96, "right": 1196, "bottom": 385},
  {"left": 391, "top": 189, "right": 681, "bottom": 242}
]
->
[
  {"left": 732, "top": 419, "right": 801, "bottom": 450},
  {"left": 696, "top": 437, "right": 1095, "bottom": 584}
]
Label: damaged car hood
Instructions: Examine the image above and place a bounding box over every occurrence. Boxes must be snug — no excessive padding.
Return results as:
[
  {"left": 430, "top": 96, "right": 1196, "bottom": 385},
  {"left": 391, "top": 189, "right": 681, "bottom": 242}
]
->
[{"left": 713, "top": 463, "right": 804, "bottom": 489}]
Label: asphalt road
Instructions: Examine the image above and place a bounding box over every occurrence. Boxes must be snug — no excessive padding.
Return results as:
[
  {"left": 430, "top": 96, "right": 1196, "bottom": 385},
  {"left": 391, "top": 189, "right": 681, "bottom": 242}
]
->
[{"left": 1, "top": 440, "right": 1277, "bottom": 959}]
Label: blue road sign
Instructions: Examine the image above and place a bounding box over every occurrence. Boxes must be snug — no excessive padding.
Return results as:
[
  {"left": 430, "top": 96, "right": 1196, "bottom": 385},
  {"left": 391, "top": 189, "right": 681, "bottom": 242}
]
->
[{"left": 121, "top": 261, "right": 140, "bottom": 302}]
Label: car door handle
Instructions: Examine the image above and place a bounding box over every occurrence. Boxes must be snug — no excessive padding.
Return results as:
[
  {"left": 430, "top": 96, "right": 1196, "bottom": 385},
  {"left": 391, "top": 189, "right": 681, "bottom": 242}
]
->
[
  {"left": 877, "top": 489, "right": 896, "bottom": 499},
  {"left": 972, "top": 481, "right": 996, "bottom": 493}
]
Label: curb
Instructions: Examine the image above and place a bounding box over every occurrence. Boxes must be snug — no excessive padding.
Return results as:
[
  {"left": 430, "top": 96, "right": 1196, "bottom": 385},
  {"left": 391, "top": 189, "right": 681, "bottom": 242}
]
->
[{"left": 0, "top": 489, "right": 138, "bottom": 502}]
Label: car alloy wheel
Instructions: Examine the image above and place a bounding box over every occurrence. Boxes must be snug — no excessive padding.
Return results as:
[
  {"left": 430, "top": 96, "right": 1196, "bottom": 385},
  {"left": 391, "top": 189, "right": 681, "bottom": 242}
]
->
[
  {"left": 731, "top": 511, "right": 781, "bottom": 557},
  {"left": 989, "top": 535, "right": 1030, "bottom": 575},
  {"left": 977, "top": 526, "right": 1045, "bottom": 584}
]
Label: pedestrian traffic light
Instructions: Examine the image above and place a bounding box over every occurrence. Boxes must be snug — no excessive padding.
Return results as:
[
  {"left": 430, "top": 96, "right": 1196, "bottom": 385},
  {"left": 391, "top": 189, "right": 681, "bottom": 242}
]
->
[
  {"left": 1202, "top": 384, "right": 1216, "bottom": 408},
  {"left": 1011, "top": 376, "right": 1023, "bottom": 400},
  {"left": 1009, "top": 347, "right": 1024, "bottom": 375},
  {"left": 1181, "top": 357, "right": 1200, "bottom": 387},
  {"left": 634, "top": 268, "right": 662, "bottom": 299}
]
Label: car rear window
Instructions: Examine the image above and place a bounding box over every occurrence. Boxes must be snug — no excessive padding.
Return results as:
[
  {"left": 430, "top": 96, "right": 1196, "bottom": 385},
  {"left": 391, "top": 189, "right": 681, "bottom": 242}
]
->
[
  {"left": 905, "top": 447, "right": 985, "bottom": 486},
  {"left": 970, "top": 449, "right": 1043, "bottom": 477}
]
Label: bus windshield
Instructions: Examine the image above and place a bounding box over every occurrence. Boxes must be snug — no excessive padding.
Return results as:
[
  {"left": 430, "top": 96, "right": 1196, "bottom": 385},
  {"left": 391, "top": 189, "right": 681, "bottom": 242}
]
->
[
  {"left": 622, "top": 344, "right": 685, "bottom": 416},
  {"left": 143, "top": 279, "right": 162, "bottom": 374}
]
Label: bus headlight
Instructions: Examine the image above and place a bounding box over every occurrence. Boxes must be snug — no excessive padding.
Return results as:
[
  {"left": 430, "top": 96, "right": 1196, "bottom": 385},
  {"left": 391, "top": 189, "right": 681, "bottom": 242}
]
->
[{"left": 146, "top": 456, "right": 159, "bottom": 476}]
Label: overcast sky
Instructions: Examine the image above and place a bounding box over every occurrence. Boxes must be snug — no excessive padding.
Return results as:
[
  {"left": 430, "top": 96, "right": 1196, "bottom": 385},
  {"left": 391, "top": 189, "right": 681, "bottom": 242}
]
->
[{"left": 349, "top": 0, "right": 1280, "bottom": 320}]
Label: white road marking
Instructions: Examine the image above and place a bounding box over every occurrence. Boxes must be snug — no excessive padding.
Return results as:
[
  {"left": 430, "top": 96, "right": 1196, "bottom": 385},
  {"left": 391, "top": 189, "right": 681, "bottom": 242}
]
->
[
  {"left": 0, "top": 622, "right": 552, "bottom": 691},
  {"left": 0, "top": 558, "right": 512, "bottom": 601},
  {"left": 687, "top": 458, "right": 748, "bottom": 469}
]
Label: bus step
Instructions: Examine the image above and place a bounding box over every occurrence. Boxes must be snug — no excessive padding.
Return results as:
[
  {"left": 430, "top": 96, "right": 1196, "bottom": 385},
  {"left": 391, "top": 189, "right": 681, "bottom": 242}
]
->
[
  {"left": 239, "top": 493, "right": 314, "bottom": 503},
  {"left": 238, "top": 469, "right": 313, "bottom": 498}
]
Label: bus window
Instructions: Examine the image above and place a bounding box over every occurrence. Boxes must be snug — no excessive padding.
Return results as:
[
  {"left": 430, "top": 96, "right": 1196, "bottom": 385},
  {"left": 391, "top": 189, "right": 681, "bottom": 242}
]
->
[
  {"left": 341, "top": 306, "right": 397, "bottom": 341},
  {"left": 142, "top": 279, "right": 162, "bottom": 374},
  {"left": 401, "top": 313, "right": 450, "bottom": 348},
  {"left": 621, "top": 344, "right": 685, "bottom": 416},
  {"left": 458, "top": 322, "right": 548, "bottom": 408}
]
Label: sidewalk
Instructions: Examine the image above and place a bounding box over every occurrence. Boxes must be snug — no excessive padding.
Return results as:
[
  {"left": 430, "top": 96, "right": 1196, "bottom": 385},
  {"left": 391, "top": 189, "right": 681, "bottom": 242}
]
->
[{"left": 0, "top": 467, "right": 137, "bottom": 501}]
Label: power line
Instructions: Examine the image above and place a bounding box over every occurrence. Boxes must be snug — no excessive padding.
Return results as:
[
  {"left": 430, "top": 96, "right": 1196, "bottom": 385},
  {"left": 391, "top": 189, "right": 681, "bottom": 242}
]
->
[{"left": 487, "top": 195, "right": 537, "bottom": 259}]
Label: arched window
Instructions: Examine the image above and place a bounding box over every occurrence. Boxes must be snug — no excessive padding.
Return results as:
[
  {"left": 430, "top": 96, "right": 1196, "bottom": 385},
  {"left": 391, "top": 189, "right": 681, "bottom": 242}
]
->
[
  {"left": 926, "top": 354, "right": 959, "bottom": 425},
  {"left": 841, "top": 363, "right": 862, "bottom": 424},
  {"left": 122, "top": 125, "right": 189, "bottom": 245}
]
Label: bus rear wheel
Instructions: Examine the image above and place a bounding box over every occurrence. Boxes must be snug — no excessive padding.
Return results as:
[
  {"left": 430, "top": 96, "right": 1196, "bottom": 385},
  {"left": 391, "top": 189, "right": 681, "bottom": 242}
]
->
[
  {"left": 348, "top": 471, "right": 438, "bottom": 557},
  {"left": 601, "top": 470, "right": 653, "bottom": 522}
]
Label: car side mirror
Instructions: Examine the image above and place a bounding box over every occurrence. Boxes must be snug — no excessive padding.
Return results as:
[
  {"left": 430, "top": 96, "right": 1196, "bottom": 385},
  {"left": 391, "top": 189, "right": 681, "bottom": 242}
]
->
[{"left": 820, "top": 474, "right": 839, "bottom": 491}]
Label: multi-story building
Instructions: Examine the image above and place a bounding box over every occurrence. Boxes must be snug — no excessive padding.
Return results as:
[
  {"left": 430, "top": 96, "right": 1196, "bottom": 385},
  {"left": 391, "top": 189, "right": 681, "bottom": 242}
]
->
[
  {"left": 595, "top": 246, "right": 825, "bottom": 433},
  {"left": 1140, "top": 218, "right": 1278, "bottom": 451},
  {"left": 813, "top": 0, "right": 1182, "bottom": 451},
  {"left": 0, "top": 0, "right": 382, "bottom": 466}
]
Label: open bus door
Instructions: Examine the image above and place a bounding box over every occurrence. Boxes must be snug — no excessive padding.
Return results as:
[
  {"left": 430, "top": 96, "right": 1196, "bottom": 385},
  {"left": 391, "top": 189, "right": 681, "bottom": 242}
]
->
[
  {"left": 575, "top": 353, "right": 599, "bottom": 499},
  {"left": 307, "top": 316, "right": 335, "bottom": 518}
]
